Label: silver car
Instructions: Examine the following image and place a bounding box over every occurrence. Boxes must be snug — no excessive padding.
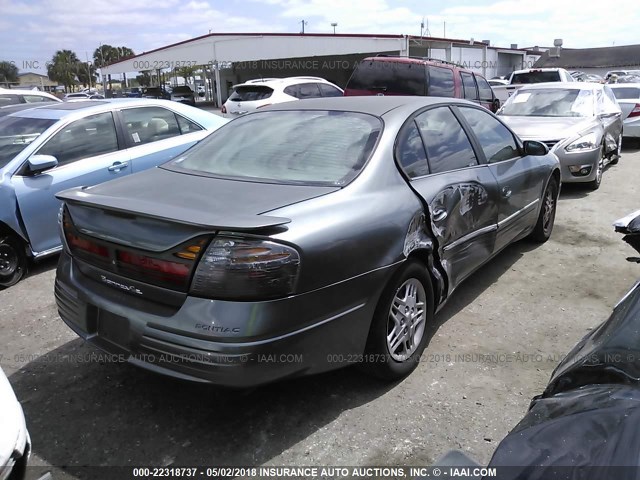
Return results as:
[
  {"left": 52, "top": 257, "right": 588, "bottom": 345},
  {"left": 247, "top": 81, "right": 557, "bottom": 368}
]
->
[
  {"left": 498, "top": 83, "right": 623, "bottom": 190},
  {"left": 55, "top": 97, "right": 560, "bottom": 387},
  {"left": 610, "top": 83, "right": 640, "bottom": 140}
]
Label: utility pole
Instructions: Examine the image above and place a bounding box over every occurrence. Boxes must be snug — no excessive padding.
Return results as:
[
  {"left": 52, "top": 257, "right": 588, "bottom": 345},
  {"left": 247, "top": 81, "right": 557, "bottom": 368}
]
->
[
  {"left": 300, "top": 19, "right": 308, "bottom": 34},
  {"left": 331, "top": 22, "right": 337, "bottom": 34}
]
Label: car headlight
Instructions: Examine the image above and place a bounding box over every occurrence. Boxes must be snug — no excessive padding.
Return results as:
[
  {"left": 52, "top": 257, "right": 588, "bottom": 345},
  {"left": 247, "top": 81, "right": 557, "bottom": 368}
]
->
[{"left": 565, "top": 132, "right": 598, "bottom": 152}]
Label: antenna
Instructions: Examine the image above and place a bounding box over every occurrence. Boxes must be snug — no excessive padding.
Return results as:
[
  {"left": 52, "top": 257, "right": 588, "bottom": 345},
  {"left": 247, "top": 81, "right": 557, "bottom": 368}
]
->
[{"left": 420, "top": 17, "right": 424, "bottom": 37}]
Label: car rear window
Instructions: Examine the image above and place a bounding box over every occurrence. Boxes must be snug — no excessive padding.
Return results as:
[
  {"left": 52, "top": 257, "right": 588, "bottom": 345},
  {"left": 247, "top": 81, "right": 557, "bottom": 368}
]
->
[
  {"left": 229, "top": 86, "right": 274, "bottom": 101},
  {"left": 612, "top": 87, "right": 640, "bottom": 100},
  {"left": 0, "top": 94, "right": 21, "bottom": 106},
  {"left": 172, "top": 86, "right": 192, "bottom": 93},
  {"left": 511, "top": 71, "right": 561, "bottom": 84},
  {"left": 346, "top": 60, "right": 426, "bottom": 95},
  {"left": 0, "top": 116, "right": 56, "bottom": 169},
  {"left": 167, "top": 111, "right": 382, "bottom": 186}
]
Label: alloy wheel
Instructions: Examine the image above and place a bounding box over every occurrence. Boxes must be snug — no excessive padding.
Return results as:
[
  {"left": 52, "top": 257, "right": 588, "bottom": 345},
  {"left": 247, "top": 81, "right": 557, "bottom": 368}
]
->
[{"left": 387, "top": 278, "right": 427, "bottom": 361}]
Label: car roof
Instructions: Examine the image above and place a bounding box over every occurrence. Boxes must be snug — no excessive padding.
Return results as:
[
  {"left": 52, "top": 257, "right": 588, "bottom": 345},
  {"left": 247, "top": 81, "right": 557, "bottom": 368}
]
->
[
  {"left": 233, "top": 76, "right": 338, "bottom": 89},
  {"left": 609, "top": 83, "right": 640, "bottom": 88},
  {"left": 511, "top": 68, "right": 567, "bottom": 74},
  {"left": 359, "top": 55, "right": 480, "bottom": 75},
  {"left": 261, "top": 96, "right": 476, "bottom": 117}
]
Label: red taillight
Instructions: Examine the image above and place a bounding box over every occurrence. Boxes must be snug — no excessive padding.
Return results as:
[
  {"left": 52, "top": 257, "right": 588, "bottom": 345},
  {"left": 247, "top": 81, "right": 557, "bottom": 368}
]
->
[
  {"left": 66, "top": 233, "right": 109, "bottom": 257},
  {"left": 629, "top": 104, "right": 640, "bottom": 117},
  {"left": 117, "top": 251, "right": 189, "bottom": 280},
  {"left": 221, "top": 105, "right": 227, "bottom": 113}
]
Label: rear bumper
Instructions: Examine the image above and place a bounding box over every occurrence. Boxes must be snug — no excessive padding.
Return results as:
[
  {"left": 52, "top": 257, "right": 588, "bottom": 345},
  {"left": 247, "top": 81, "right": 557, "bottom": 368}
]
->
[{"left": 55, "top": 251, "right": 392, "bottom": 387}]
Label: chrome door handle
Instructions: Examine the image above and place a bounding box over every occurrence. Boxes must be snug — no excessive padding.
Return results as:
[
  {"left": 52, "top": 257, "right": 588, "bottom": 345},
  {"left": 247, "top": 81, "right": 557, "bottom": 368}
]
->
[
  {"left": 433, "top": 208, "right": 448, "bottom": 221},
  {"left": 502, "top": 187, "right": 512, "bottom": 198},
  {"left": 108, "top": 162, "right": 129, "bottom": 172}
]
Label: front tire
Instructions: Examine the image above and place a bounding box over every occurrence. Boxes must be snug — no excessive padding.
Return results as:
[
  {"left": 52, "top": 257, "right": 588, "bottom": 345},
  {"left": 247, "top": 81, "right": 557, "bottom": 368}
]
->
[
  {"left": 363, "top": 260, "right": 434, "bottom": 380},
  {"left": 0, "top": 233, "right": 27, "bottom": 288},
  {"left": 587, "top": 149, "right": 604, "bottom": 190},
  {"left": 610, "top": 133, "right": 622, "bottom": 165},
  {"left": 529, "top": 177, "right": 558, "bottom": 243}
]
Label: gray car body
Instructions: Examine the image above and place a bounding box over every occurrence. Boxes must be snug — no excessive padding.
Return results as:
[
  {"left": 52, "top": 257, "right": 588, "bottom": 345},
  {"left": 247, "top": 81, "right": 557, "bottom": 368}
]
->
[
  {"left": 499, "top": 82, "right": 623, "bottom": 184},
  {"left": 55, "top": 96, "right": 560, "bottom": 386}
]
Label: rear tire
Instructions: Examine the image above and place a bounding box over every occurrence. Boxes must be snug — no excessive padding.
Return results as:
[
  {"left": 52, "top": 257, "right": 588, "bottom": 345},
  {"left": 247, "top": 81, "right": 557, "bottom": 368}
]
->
[
  {"left": 529, "top": 177, "right": 558, "bottom": 243},
  {"left": 362, "top": 260, "right": 434, "bottom": 381},
  {"left": 0, "top": 233, "right": 27, "bottom": 288}
]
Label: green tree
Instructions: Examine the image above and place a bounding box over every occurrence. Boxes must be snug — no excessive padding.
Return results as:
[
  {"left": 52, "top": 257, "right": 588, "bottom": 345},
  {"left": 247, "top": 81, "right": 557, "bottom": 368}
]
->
[
  {"left": 0, "top": 60, "right": 19, "bottom": 87},
  {"left": 76, "top": 61, "right": 96, "bottom": 88},
  {"left": 93, "top": 44, "right": 118, "bottom": 91},
  {"left": 116, "top": 46, "right": 135, "bottom": 88},
  {"left": 136, "top": 70, "right": 152, "bottom": 87},
  {"left": 175, "top": 65, "right": 196, "bottom": 86},
  {"left": 47, "top": 50, "right": 80, "bottom": 92}
]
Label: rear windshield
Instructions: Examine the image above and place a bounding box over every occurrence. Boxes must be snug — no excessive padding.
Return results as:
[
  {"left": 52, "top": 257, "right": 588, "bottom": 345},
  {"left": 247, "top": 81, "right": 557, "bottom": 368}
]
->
[
  {"left": 229, "top": 86, "right": 273, "bottom": 101},
  {"left": 511, "top": 71, "right": 561, "bottom": 84},
  {"left": 0, "top": 116, "right": 56, "bottom": 169},
  {"left": 500, "top": 89, "right": 594, "bottom": 117},
  {"left": 0, "top": 94, "right": 21, "bottom": 106},
  {"left": 346, "top": 60, "right": 426, "bottom": 95},
  {"left": 166, "top": 111, "right": 382, "bottom": 186},
  {"left": 172, "top": 86, "right": 192, "bottom": 93},
  {"left": 612, "top": 87, "right": 640, "bottom": 100}
]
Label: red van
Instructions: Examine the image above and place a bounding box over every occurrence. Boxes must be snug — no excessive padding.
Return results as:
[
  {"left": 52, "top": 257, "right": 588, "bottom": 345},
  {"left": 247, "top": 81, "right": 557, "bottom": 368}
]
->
[{"left": 344, "top": 56, "right": 500, "bottom": 112}]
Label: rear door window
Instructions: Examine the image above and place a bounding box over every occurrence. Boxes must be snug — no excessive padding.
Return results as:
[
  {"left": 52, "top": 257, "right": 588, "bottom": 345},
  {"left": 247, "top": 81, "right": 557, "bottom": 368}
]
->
[
  {"left": 229, "top": 86, "right": 273, "bottom": 101},
  {"left": 415, "top": 107, "right": 478, "bottom": 174},
  {"left": 458, "top": 107, "right": 520, "bottom": 163},
  {"left": 427, "top": 66, "right": 455, "bottom": 97},
  {"left": 461, "top": 72, "right": 479, "bottom": 101},
  {"left": 296, "top": 83, "right": 322, "bottom": 99},
  {"left": 347, "top": 60, "right": 427, "bottom": 95},
  {"left": 121, "top": 107, "right": 182, "bottom": 146},
  {"left": 318, "top": 83, "right": 343, "bottom": 97}
]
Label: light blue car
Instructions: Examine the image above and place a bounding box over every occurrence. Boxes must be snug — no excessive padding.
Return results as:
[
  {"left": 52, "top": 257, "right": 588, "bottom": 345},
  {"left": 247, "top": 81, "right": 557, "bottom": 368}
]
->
[{"left": 0, "top": 98, "right": 227, "bottom": 287}]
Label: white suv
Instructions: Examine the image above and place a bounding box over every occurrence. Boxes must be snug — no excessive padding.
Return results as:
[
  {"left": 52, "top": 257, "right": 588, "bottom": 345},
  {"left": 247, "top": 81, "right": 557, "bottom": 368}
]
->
[{"left": 222, "top": 77, "right": 343, "bottom": 115}]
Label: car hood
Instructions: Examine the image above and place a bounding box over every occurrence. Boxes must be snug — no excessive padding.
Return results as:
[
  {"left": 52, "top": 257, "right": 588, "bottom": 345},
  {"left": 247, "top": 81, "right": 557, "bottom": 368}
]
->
[
  {"left": 57, "top": 167, "right": 340, "bottom": 241},
  {"left": 500, "top": 116, "right": 596, "bottom": 140}
]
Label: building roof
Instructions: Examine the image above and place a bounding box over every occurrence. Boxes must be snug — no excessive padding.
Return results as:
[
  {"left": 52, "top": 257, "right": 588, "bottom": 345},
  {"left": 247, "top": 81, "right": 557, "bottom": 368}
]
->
[
  {"left": 18, "top": 72, "right": 49, "bottom": 78},
  {"left": 534, "top": 44, "right": 640, "bottom": 69}
]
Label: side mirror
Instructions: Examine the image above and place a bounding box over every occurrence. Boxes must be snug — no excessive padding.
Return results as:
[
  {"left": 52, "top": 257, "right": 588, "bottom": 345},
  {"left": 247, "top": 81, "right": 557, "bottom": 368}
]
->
[
  {"left": 523, "top": 140, "right": 549, "bottom": 156},
  {"left": 28, "top": 154, "right": 58, "bottom": 174}
]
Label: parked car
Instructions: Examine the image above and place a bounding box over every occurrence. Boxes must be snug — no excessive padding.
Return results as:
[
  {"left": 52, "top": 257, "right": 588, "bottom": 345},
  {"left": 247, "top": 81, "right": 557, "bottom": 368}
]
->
[
  {"left": 488, "top": 79, "right": 509, "bottom": 86},
  {"left": 435, "top": 209, "right": 640, "bottom": 479},
  {"left": 614, "top": 74, "right": 640, "bottom": 84},
  {"left": 0, "top": 88, "right": 61, "bottom": 106},
  {"left": 63, "top": 92, "right": 105, "bottom": 100},
  {"left": 221, "top": 76, "right": 343, "bottom": 115},
  {"left": 0, "top": 99, "right": 227, "bottom": 287},
  {"left": 610, "top": 83, "right": 640, "bottom": 140},
  {"left": 55, "top": 96, "right": 560, "bottom": 387},
  {"left": 491, "top": 67, "right": 576, "bottom": 103},
  {"left": 0, "top": 367, "right": 30, "bottom": 480},
  {"left": 605, "top": 69, "right": 640, "bottom": 81},
  {"left": 142, "top": 86, "right": 170, "bottom": 100},
  {"left": 498, "top": 82, "right": 623, "bottom": 189},
  {"left": 344, "top": 56, "right": 500, "bottom": 112},
  {"left": 170, "top": 86, "right": 196, "bottom": 106},
  {"left": 126, "top": 87, "right": 143, "bottom": 98}
]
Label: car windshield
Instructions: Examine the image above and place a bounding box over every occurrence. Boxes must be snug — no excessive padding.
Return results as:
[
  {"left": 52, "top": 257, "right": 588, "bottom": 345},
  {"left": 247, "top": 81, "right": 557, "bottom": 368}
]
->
[
  {"left": 511, "top": 71, "right": 561, "bottom": 84},
  {"left": 347, "top": 60, "right": 427, "bottom": 95},
  {"left": 612, "top": 87, "right": 640, "bottom": 100},
  {"left": 229, "top": 86, "right": 274, "bottom": 101},
  {"left": 0, "top": 116, "right": 56, "bottom": 169},
  {"left": 500, "top": 89, "right": 594, "bottom": 117},
  {"left": 166, "top": 110, "right": 381, "bottom": 186}
]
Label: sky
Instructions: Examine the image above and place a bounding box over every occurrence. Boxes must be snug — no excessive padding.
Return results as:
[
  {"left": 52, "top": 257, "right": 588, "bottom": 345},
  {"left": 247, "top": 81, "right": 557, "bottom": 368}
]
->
[{"left": 1, "top": 0, "right": 639, "bottom": 74}]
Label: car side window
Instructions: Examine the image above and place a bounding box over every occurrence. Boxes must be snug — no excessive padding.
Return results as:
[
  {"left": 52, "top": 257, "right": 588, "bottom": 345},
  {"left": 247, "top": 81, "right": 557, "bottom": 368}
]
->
[
  {"left": 318, "top": 83, "right": 343, "bottom": 97},
  {"left": 24, "top": 95, "right": 49, "bottom": 103},
  {"left": 475, "top": 75, "right": 494, "bottom": 102},
  {"left": 37, "top": 112, "right": 119, "bottom": 166},
  {"left": 283, "top": 85, "right": 299, "bottom": 98},
  {"left": 296, "top": 83, "right": 322, "bottom": 99},
  {"left": 0, "top": 94, "right": 21, "bottom": 106},
  {"left": 121, "top": 107, "right": 181, "bottom": 146},
  {"left": 176, "top": 115, "right": 203, "bottom": 134},
  {"left": 428, "top": 66, "right": 455, "bottom": 97},
  {"left": 460, "top": 73, "right": 478, "bottom": 100},
  {"left": 458, "top": 107, "right": 520, "bottom": 163},
  {"left": 415, "top": 107, "right": 478, "bottom": 174},
  {"left": 396, "top": 121, "right": 429, "bottom": 178}
]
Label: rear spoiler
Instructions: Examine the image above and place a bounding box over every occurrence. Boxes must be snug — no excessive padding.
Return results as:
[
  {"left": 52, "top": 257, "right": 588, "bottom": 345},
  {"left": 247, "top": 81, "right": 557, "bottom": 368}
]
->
[{"left": 56, "top": 187, "right": 291, "bottom": 231}]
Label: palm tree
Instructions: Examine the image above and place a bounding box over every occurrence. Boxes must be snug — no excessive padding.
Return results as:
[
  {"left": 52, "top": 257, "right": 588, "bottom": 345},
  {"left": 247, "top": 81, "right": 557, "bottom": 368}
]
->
[
  {"left": 116, "top": 46, "right": 135, "bottom": 88},
  {"left": 0, "top": 61, "right": 19, "bottom": 87},
  {"left": 93, "top": 44, "right": 118, "bottom": 92},
  {"left": 47, "top": 50, "right": 80, "bottom": 92},
  {"left": 76, "top": 62, "right": 96, "bottom": 88}
]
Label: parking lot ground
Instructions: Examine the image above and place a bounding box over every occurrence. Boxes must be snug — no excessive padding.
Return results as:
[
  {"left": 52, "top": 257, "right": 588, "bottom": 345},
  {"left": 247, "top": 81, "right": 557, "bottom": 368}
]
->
[{"left": 2, "top": 144, "right": 640, "bottom": 478}]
